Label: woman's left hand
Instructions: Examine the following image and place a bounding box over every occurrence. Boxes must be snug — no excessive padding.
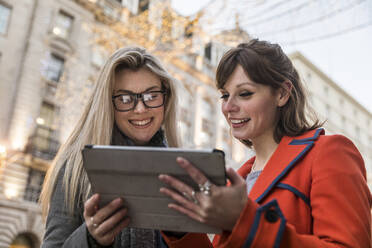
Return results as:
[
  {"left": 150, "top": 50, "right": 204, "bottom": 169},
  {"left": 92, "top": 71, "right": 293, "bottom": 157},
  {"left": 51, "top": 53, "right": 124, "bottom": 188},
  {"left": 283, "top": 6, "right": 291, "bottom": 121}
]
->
[{"left": 159, "top": 157, "right": 248, "bottom": 231}]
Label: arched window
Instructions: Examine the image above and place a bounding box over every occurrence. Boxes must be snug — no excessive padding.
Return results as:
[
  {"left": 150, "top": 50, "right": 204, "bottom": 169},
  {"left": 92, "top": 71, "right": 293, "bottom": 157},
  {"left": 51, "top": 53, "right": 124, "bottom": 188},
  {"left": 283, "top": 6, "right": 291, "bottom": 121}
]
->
[
  {"left": 10, "top": 232, "right": 39, "bottom": 248},
  {"left": 178, "top": 83, "right": 193, "bottom": 146},
  {"left": 199, "top": 97, "right": 215, "bottom": 147}
]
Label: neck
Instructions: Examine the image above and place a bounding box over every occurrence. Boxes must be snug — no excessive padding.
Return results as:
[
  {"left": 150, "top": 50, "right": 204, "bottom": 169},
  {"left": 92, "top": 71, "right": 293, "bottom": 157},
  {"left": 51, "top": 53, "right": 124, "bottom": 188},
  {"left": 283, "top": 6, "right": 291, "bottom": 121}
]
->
[{"left": 251, "top": 134, "right": 279, "bottom": 172}]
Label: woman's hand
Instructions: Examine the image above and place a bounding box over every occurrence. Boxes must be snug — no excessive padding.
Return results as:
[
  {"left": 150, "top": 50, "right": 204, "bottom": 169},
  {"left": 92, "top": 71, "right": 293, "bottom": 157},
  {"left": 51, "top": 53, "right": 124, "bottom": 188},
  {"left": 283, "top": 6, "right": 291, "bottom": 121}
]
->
[
  {"left": 84, "top": 194, "right": 130, "bottom": 246},
  {"left": 159, "top": 157, "right": 248, "bottom": 231}
]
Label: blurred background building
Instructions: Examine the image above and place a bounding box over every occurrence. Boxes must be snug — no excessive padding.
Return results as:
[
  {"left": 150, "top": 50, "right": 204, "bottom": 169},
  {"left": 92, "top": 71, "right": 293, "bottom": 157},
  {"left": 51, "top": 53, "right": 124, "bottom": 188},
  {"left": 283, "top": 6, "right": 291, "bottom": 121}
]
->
[{"left": 0, "top": 0, "right": 371, "bottom": 247}]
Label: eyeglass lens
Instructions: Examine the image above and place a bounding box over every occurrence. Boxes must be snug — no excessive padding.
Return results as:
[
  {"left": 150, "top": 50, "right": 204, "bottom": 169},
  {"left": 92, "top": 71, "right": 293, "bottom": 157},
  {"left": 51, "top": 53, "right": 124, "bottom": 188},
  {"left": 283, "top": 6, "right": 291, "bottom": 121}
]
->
[{"left": 113, "top": 91, "right": 165, "bottom": 111}]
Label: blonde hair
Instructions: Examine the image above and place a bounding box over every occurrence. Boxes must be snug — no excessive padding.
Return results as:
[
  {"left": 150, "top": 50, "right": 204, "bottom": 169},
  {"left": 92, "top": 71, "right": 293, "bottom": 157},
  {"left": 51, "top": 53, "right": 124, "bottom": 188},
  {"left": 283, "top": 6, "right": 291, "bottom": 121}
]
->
[{"left": 40, "top": 47, "right": 179, "bottom": 218}]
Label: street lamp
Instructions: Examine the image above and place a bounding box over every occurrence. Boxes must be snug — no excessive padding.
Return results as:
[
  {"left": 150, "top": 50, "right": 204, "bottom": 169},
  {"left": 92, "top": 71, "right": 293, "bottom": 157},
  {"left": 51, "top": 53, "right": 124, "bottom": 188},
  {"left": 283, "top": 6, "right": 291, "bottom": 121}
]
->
[
  {"left": 0, "top": 144, "right": 20, "bottom": 199},
  {"left": 0, "top": 145, "right": 5, "bottom": 155},
  {"left": 0, "top": 145, "right": 6, "bottom": 167}
]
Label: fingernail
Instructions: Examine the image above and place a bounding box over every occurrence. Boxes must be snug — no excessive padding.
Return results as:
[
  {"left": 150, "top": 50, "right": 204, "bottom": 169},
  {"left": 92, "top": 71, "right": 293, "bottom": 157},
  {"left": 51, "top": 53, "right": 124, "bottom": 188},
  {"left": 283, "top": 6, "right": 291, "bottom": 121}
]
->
[{"left": 114, "top": 198, "right": 123, "bottom": 205}]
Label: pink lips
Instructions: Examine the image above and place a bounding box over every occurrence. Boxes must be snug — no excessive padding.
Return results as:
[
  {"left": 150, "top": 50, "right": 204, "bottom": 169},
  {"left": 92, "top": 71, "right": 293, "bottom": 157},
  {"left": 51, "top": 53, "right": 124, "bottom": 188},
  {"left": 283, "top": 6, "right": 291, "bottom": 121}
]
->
[
  {"left": 129, "top": 118, "right": 153, "bottom": 128},
  {"left": 230, "top": 118, "right": 250, "bottom": 128}
]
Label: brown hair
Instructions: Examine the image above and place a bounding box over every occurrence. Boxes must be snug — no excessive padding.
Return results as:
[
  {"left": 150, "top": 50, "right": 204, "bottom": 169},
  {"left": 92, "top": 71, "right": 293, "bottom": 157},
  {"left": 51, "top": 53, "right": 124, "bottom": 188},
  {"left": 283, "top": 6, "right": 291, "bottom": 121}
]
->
[{"left": 216, "top": 39, "right": 322, "bottom": 146}]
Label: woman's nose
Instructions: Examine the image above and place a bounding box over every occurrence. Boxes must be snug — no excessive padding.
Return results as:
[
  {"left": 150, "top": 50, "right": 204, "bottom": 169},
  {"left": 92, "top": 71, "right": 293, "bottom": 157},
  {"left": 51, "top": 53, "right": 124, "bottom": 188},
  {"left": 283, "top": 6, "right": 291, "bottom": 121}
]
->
[
  {"left": 133, "top": 100, "right": 147, "bottom": 113},
  {"left": 222, "top": 98, "right": 239, "bottom": 113}
]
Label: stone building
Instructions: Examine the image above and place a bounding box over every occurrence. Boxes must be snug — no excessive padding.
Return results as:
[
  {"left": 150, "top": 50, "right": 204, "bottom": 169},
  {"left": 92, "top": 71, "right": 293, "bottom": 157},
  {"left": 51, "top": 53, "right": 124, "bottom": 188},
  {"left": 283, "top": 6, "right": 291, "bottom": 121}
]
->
[
  {"left": 0, "top": 0, "right": 370, "bottom": 247},
  {"left": 0, "top": 0, "right": 248, "bottom": 246},
  {"left": 290, "top": 52, "right": 372, "bottom": 187}
]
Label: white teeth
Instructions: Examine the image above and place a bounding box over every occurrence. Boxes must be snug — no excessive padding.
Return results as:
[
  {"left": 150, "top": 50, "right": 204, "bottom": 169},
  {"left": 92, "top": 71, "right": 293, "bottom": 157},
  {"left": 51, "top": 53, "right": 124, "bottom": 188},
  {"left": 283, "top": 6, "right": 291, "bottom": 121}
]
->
[
  {"left": 230, "top": 118, "right": 250, "bottom": 124},
  {"left": 130, "top": 119, "right": 151, "bottom": 126}
]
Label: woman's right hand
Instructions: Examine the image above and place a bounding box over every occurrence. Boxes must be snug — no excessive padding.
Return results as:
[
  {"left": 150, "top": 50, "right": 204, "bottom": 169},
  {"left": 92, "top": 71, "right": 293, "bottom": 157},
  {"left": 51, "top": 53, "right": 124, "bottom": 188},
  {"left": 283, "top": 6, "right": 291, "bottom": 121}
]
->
[{"left": 84, "top": 194, "right": 130, "bottom": 246}]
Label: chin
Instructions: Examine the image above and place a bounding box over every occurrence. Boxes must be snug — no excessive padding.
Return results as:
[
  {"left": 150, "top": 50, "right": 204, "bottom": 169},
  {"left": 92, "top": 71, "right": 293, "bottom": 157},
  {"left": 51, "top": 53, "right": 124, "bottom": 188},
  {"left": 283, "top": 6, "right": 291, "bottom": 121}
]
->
[
  {"left": 132, "top": 134, "right": 155, "bottom": 145},
  {"left": 232, "top": 131, "right": 250, "bottom": 141}
]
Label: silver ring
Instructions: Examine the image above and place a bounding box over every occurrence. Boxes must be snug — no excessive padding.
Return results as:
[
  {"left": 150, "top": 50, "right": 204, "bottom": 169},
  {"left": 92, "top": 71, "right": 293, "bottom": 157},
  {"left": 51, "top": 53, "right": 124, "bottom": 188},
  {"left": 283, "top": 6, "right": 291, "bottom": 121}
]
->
[
  {"left": 183, "top": 191, "right": 198, "bottom": 204},
  {"left": 182, "top": 191, "right": 192, "bottom": 201},
  {"left": 91, "top": 216, "right": 98, "bottom": 228},
  {"left": 191, "top": 190, "right": 198, "bottom": 204},
  {"left": 198, "top": 180, "right": 212, "bottom": 196}
]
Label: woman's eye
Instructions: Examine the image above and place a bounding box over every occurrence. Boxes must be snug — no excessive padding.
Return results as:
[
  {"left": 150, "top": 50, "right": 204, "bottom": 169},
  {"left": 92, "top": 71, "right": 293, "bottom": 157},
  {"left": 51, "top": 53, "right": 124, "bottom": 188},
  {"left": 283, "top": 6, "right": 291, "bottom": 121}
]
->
[
  {"left": 220, "top": 94, "right": 229, "bottom": 100},
  {"left": 239, "top": 91, "right": 253, "bottom": 97}
]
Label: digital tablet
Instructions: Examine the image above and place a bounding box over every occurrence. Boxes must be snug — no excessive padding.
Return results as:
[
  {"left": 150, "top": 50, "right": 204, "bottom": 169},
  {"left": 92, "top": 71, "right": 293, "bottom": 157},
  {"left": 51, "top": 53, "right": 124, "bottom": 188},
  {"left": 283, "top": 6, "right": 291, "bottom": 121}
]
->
[{"left": 82, "top": 145, "right": 226, "bottom": 233}]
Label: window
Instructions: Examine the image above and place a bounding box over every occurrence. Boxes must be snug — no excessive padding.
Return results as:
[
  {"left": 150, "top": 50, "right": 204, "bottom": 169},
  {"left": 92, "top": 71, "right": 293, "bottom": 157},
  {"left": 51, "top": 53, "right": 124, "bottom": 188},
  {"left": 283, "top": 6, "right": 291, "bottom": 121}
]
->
[
  {"left": 323, "top": 86, "right": 328, "bottom": 97},
  {"left": 179, "top": 84, "right": 193, "bottom": 145},
  {"left": 202, "top": 119, "right": 213, "bottom": 134},
  {"left": 39, "top": 102, "right": 55, "bottom": 129},
  {"left": 24, "top": 169, "right": 45, "bottom": 202},
  {"left": 325, "top": 104, "right": 331, "bottom": 119},
  {"left": 341, "top": 116, "right": 347, "bottom": 132},
  {"left": 0, "top": 3, "right": 11, "bottom": 35},
  {"left": 199, "top": 99, "right": 214, "bottom": 147},
  {"left": 45, "top": 54, "right": 64, "bottom": 82},
  {"left": 138, "top": 0, "right": 149, "bottom": 13},
  {"left": 339, "top": 98, "right": 344, "bottom": 107},
  {"left": 307, "top": 92, "right": 313, "bottom": 105},
  {"left": 161, "top": 9, "right": 173, "bottom": 38},
  {"left": 221, "top": 128, "right": 232, "bottom": 159},
  {"left": 355, "top": 126, "right": 360, "bottom": 141},
  {"left": 103, "top": 4, "right": 115, "bottom": 17},
  {"left": 92, "top": 46, "right": 107, "bottom": 68},
  {"left": 52, "top": 11, "right": 73, "bottom": 39},
  {"left": 26, "top": 102, "right": 60, "bottom": 160},
  {"left": 184, "top": 21, "right": 194, "bottom": 38},
  {"left": 34, "top": 102, "right": 56, "bottom": 152},
  {"left": 204, "top": 42, "right": 212, "bottom": 61}
]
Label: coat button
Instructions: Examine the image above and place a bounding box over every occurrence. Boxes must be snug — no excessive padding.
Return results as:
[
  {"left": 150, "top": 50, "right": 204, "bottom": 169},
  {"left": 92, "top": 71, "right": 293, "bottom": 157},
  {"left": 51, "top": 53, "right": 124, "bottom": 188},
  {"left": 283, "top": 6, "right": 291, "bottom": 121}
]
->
[{"left": 265, "top": 209, "right": 279, "bottom": 223}]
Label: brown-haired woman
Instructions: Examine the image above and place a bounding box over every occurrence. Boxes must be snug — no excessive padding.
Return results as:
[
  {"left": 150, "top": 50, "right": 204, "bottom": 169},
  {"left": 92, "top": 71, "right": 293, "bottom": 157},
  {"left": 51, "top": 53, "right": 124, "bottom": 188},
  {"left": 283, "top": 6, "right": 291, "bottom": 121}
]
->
[{"left": 159, "top": 39, "right": 371, "bottom": 247}]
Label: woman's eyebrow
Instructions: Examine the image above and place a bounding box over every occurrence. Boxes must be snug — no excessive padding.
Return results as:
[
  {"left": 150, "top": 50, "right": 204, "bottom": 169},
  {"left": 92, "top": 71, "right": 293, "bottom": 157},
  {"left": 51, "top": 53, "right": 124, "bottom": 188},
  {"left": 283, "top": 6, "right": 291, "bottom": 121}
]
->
[
  {"left": 114, "top": 85, "right": 161, "bottom": 94},
  {"left": 220, "top": 82, "right": 254, "bottom": 92},
  {"left": 236, "top": 82, "right": 254, "bottom": 88}
]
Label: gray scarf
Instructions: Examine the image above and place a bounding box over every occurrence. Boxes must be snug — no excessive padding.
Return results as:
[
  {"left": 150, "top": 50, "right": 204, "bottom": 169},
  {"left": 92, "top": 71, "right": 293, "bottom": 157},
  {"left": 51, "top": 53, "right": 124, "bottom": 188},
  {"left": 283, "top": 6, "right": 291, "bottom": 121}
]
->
[{"left": 110, "top": 124, "right": 166, "bottom": 248}]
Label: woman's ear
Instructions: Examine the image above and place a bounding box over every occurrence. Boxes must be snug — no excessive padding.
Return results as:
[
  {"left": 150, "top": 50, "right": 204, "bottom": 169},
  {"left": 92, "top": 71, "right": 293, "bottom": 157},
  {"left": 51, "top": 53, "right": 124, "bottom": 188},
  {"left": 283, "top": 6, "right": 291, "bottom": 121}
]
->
[{"left": 277, "top": 81, "right": 293, "bottom": 107}]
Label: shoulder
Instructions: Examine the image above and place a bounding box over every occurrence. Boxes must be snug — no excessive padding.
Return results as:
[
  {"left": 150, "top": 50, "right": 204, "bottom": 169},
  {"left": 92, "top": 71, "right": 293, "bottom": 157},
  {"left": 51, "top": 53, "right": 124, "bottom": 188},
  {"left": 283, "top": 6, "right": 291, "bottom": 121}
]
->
[
  {"left": 314, "top": 133, "right": 362, "bottom": 160},
  {"left": 292, "top": 128, "right": 359, "bottom": 155},
  {"left": 311, "top": 132, "right": 365, "bottom": 178},
  {"left": 317, "top": 133, "right": 356, "bottom": 147},
  {"left": 286, "top": 128, "right": 365, "bottom": 177}
]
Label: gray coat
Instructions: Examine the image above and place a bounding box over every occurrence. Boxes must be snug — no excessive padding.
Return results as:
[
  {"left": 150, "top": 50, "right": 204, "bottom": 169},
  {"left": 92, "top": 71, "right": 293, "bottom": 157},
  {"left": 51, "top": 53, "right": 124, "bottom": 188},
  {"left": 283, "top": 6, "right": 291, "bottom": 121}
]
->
[{"left": 41, "top": 128, "right": 167, "bottom": 248}]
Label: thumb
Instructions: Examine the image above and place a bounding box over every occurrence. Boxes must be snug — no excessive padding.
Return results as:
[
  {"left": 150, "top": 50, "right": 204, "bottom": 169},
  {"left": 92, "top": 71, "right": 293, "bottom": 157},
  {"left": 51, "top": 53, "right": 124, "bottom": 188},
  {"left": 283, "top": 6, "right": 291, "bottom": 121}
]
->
[
  {"left": 84, "top": 193, "right": 100, "bottom": 217},
  {"left": 226, "top": 167, "right": 245, "bottom": 186}
]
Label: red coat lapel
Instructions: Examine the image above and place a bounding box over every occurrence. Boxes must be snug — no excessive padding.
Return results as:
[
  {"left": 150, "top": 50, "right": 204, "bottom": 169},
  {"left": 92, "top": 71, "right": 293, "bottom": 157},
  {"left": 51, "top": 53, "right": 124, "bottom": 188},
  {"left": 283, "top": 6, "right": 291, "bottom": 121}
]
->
[{"left": 240, "top": 128, "right": 325, "bottom": 203}]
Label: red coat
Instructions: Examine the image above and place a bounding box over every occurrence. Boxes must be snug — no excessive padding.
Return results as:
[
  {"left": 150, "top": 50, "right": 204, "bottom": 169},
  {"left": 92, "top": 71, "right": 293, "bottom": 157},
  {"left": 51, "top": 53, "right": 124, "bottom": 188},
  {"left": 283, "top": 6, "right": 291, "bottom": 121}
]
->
[{"left": 162, "top": 128, "right": 372, "bottom": 248}]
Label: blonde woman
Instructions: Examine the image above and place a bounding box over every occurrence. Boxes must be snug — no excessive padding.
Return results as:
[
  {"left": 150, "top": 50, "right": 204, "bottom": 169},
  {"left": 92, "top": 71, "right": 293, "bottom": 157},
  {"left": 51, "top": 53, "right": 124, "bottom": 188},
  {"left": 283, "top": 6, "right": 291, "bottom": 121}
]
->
[{"left": 40, "top": 47, "right": 178, "bottom": 247}]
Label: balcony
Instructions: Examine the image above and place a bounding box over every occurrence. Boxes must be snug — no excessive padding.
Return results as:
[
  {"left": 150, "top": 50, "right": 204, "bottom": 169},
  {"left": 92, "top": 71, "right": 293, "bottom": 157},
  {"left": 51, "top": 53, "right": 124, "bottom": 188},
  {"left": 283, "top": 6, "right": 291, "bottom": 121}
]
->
[
  {"left": 24, "top": 125, "right": 60, "bottom": 161},
  {"left": 74, "top": 0, "right": 123, "bottom": 24}
]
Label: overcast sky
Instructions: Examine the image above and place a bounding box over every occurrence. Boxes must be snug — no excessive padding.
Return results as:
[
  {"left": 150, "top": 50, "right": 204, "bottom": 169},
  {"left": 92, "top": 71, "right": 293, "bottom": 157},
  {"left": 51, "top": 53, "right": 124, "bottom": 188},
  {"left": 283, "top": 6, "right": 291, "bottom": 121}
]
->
[{"left": 172, "top": 0, "right": 372, "bottom": 113}]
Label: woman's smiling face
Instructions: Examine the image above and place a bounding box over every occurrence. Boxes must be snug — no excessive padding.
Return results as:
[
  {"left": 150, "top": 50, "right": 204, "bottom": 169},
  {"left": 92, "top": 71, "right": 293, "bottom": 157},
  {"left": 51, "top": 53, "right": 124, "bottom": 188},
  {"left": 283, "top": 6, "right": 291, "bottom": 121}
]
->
[
  {"left": 220, "top": 65, "right": 283, "bottom": 145},
  {"left": 113, "top": 67, "right": 165, "bottom": 145}
]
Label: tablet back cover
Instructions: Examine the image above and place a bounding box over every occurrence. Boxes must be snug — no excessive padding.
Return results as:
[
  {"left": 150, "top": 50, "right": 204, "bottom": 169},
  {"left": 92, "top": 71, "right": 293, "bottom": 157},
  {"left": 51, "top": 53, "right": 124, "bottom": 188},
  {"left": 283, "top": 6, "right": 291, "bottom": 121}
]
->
[{"left": 82, "top": 146, "right": 226, "bottom": 233}]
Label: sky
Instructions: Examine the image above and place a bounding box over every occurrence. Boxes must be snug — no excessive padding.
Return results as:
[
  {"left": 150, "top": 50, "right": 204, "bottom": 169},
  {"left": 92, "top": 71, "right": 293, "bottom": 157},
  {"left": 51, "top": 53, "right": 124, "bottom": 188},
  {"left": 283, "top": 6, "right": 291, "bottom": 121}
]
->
[{"left": 171, "top": 0, "right": 372, "bottom": 113}]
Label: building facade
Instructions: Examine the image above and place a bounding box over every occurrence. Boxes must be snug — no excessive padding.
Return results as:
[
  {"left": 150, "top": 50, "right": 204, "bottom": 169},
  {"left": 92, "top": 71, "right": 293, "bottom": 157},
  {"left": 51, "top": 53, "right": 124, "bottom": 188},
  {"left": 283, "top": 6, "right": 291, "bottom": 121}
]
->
[
  {"left": 0, "top": 0, "right": 370, "bottom": 247},
  {"left": 0, "top": 0, "right": 249, "bottom": 246},
  {"left": 290, "top": 52, "right": 372, "bottom": 187}
]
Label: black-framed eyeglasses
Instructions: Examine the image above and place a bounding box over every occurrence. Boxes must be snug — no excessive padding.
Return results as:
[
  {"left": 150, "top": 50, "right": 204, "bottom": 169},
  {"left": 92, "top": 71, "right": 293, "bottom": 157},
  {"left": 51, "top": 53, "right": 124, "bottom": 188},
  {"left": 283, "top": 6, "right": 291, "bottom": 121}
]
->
[{"left": 112, "top": 90, "right": 167, "bottom": 112}]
